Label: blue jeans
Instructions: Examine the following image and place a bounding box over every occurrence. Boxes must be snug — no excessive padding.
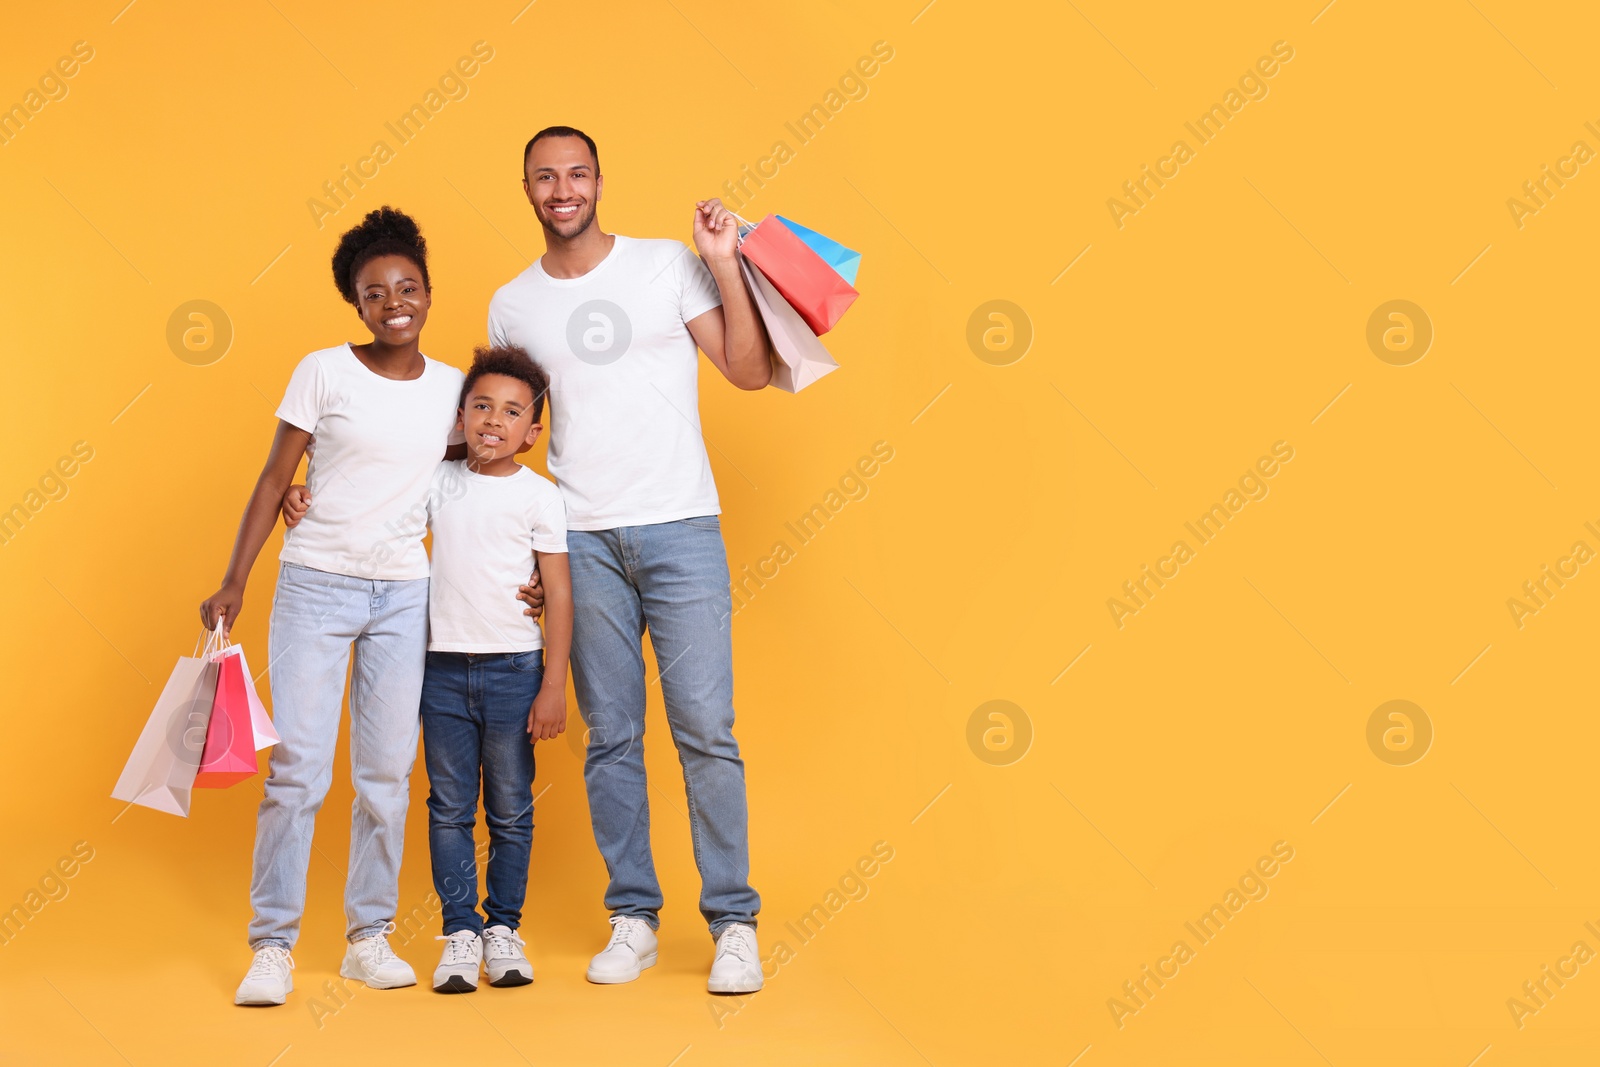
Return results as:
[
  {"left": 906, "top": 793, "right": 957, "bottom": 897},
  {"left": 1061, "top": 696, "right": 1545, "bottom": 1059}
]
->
[
  {"left": 568, "top": 516, "right": 759, "bottom": 934},
  {"left": 250, "top": 563, "right": 429, "bottom": 950},
  {"left": 419, "top": 650, "right": 541, "bottom": 935}
]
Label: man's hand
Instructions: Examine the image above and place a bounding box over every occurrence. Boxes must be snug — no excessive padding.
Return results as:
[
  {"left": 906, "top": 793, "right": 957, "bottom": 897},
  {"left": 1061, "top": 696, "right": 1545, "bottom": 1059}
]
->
[
  {"left": 516, "top": 565, "right": 546, "bottom": 619},
  {"left": 282, "top": 485, "right": 311, "bottom": 529},
  {"left": 693, "top": 198, "right": 741, "bottom": 265},
  {"left": 528, "top": 686, "right": 567, "bottom": 741}
]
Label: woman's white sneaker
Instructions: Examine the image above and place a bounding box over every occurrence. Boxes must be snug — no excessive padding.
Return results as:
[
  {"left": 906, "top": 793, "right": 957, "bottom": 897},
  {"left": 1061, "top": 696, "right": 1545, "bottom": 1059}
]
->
[
  {"left": 235, "top": 946, "right": 295, "bottom": 1006},
  {"left": 484, "top": 925, "right": 533, "bottom": 987},
  {"left": 708, "top": 923, "right": 763, "bottom": 994},
  {"left": 340, "top": 922, "right": 417, "bottom": 989},
  {"left": 586, "top": 916, "right": 658, "bottom": 984},
  {"left": 432, "top": 930, "right": 482, "bottom": 993}
]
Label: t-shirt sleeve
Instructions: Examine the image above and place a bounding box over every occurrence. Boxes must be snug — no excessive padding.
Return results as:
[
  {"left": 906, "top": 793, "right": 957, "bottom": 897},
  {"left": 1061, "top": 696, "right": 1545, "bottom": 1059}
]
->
[
  {"left": 275, "top": 353, "right": 324, "bottom": 433},
  {"left": 675, "top": 243, "right": 724, "bottom": 324},
  {"left": 487, "top": 297, "right": 509, "bottom": 348},
  {"left": 445, "top": 367, "right": 466, "bottom": 446},
  {"left": 529, "top": 482, "right": 567, "bottom": 554}
]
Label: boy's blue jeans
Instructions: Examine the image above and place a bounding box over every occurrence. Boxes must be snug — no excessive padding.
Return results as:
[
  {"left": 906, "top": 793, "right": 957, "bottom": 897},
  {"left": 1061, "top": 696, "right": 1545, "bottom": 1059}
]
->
[
  {"left": 567, "top": 515, "right": 760, "bottom": 935},
  {"left": 420, "top": 649, "right": 541, "bottom": 935},
  {"left": 250, "top": 562, "right": 429, "bottom": 950}
]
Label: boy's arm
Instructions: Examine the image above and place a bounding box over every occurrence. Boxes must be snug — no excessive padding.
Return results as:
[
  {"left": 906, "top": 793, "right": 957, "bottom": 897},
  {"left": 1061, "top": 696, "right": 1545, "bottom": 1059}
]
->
[{"left": 528, "top": 551, "right": 572, "bottom": 741}]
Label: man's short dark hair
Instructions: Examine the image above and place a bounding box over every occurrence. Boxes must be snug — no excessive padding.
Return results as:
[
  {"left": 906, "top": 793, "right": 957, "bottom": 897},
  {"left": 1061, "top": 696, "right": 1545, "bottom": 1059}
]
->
[
  {"left": 461, "top": 344, "right": 550, "bottom": 422},
  {"left": 523, "top": 125, "right": 600, "bottom": 175}
]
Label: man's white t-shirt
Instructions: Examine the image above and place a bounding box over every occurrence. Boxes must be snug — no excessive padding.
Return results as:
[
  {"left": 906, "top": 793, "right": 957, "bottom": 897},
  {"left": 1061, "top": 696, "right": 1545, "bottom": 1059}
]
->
[
  {"left": 487, "top": 235, "right": 724, "bottom": 531},
  {"left": 425, "top": 460, "right": 568, "bottom": 653},
  {"left": 275, "top": 343, "right": 465, "bottom": 581}
]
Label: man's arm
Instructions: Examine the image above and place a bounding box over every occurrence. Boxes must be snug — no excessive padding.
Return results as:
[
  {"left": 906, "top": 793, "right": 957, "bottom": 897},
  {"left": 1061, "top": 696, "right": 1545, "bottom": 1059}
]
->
[{"left": 689, "top": 198, "right": 773, "bottom": 391}]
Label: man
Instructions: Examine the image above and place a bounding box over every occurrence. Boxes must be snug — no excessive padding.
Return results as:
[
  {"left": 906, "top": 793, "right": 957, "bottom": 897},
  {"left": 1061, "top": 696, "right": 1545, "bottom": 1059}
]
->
[{"left": 489, "top": 125, "right": 770, "bottom": 994}]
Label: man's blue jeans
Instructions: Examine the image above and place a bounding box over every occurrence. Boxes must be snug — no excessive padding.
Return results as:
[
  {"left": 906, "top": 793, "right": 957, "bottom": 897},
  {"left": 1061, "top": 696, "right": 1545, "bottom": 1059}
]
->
[
  {"left": 420, "top": 650, "right": 542, "bottom": 935},
  {"left": 567, "top": 516, "right": 760, "bottom": 934}
]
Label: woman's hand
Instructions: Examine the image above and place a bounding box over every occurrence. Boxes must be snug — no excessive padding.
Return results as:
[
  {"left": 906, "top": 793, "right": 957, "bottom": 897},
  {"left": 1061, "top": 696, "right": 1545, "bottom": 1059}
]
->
[
  {"left": 282, "top": 485, "right": 311, "bottom": 528},
  {"left": 200, "top": 583, "right": 244, "bottom": 636}
]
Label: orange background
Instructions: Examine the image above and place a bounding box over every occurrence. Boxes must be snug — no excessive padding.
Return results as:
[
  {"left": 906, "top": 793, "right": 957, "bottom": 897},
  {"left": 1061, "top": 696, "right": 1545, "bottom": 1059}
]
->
[{"left": 4, "top": 1, "right": 1600, "bottom": 1064}]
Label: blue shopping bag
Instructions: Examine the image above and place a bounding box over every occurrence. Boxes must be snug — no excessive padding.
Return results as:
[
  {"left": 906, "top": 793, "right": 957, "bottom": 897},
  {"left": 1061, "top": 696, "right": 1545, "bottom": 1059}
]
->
[{"left": 775, "top": 216, "right": 861, "bottom": 287}]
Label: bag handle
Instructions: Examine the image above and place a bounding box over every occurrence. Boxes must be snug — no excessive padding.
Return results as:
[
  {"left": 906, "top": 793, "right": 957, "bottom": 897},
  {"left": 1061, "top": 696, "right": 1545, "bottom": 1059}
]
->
[{"left": 196, "top": 616, "right": 229, "bottom": 659}]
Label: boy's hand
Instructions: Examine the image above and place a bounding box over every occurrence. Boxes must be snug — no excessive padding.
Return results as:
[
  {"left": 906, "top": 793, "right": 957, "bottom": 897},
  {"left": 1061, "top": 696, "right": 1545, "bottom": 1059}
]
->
[
  {"left": 516, "top": 566, "right": 545, "bottom": 619},
  {"left": 200, "top": 584, "right": 243, "bottom": 636},
  {"left": 282, "top": 484, "right": 311, "bottom": 528},
  {"left": 528, "top": 686, "right": 567, "bottom": 742}
]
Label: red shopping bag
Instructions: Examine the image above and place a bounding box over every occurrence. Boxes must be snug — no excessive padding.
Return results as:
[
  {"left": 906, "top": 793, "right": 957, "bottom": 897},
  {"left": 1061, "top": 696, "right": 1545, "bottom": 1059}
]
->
[
  {"left": 737, "top": 215, "right": 858, "bottom": 336},
  {"left": 193, "top": 648, "right": 259, "bottom": 788}
]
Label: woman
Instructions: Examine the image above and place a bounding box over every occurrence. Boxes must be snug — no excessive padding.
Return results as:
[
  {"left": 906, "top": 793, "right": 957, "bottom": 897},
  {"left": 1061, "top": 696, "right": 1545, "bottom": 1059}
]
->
[{"left": 200, "top": 207, "right": 464, "bottom": 1006}]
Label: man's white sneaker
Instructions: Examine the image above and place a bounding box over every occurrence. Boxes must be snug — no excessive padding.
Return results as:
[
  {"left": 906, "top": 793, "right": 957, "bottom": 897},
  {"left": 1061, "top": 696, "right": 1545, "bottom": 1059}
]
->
[
  {"left": 708, "top": 923, "right": 763, "bottom": 994},
  {"left": 339, "top": 922, "right": 417, "bottom": 989},
  {"left": 585, "top": 915, "right": 658, "bottom": 984},
  {"left": 484, "top": 925, "right": 533, "bottom": 987},
  {"left": 235, "top": 946, "right": 295, "bottom": 1006},
  {"left": 432, "top": 930, "right": 482, "bottom": 993}
]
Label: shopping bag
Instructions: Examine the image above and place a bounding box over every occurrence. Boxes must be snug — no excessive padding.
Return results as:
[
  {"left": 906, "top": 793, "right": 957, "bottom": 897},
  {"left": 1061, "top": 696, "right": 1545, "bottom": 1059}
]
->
[
  {"left": 737, "top": 215, "right": 858, "bottom": 336},
  {"left": 193, "top": 648, "right": 260, "bottom": 788},
  {"left": 111, "top": 628, "right": 224, "bottom": 817},
  {"left": 776, "top": 216, "right": 861, "bottom": 286},
  {"left": 738, "top": 256, "right": 839, "bottom": 393},
  {"left": 235, "top": 646, "right": 279, "bottom": 750}
]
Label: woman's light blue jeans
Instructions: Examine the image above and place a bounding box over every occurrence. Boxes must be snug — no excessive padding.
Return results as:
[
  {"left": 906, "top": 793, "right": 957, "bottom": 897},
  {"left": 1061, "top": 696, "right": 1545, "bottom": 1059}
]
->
[{"left": 248, "top": 562, "right": 429, "bottom": 950}]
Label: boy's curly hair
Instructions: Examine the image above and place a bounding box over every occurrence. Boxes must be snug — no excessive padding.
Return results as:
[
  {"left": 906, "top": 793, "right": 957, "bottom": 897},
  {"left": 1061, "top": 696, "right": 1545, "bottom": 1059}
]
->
[
  {"left": 461, "top": 344, "right": 550, "bottom": 422},
  {"left": 330, "top": 206, "right": 430, "bottom": 307}
]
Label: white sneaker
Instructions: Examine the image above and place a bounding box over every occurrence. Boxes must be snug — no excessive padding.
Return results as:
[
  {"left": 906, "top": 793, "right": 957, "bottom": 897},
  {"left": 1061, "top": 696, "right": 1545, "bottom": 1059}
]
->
[
  {"left": 484, "top": 925, "right": 533, "bottom": 987},
  {"left": 708, "top": 923, "right": 763, "bottom": 994},
  {"left": 586, "top": 915, "right": 658, "bottom": 984},
  {"left": 340, "top": 922, "right": 417, "bottom": 989},
  {"left": 433, "top": 930, "right": 482, "bottom": 993},
  {"left": 235, "top": 946, "right": 294, "bottom": 1006}
]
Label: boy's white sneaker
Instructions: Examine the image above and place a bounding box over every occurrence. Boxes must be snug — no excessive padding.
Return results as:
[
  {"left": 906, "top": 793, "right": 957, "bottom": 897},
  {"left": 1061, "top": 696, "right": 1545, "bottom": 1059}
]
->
[
  {"left": 708, "top": 923, "right": 763, "bottom": 994},
  {"left": 235, "top": 946, "right": 295, "bottom": 1006},
  {"left": 586, "top": 915, "right": 658, "bottom": 984},
  {"left": 484, "top": 925, "right": 533, "bottom": 987},
  {"left": 340, "top": 922, "right": 417, "bottom": 989},
  {"left": 432, "top": 930, "right": 482, "bottom": 993}
]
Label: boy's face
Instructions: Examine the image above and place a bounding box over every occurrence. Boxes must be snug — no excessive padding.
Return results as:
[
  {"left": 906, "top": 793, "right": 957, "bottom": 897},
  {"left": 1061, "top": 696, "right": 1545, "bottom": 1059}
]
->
[{"left": 458, "top": 373, "right": 542, "bottom": 464}]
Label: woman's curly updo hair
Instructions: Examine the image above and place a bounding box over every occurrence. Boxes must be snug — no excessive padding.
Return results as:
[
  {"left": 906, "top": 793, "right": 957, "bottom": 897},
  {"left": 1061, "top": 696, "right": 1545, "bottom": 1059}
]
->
[{"left": 330, "top": 206, "right": 431, "bottom": 307}]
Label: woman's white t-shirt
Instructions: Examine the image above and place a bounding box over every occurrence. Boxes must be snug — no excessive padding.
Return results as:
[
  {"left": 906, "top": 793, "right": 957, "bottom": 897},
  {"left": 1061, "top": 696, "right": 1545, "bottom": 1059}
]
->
[
  {"left": 275, "top": 343, "right": 465, "bottom": 581},
  {"left": 424, "top": 460, "right": 568, "bottom": 652},
  {"left": 486, "top": 235, "right": 725, "bottom": 531}
]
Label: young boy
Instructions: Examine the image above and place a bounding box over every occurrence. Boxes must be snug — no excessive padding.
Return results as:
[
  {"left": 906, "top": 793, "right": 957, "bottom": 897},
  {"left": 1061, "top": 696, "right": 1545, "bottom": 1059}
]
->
[{"left": 420, "top": 344, "right": 572, "bottom": 993}]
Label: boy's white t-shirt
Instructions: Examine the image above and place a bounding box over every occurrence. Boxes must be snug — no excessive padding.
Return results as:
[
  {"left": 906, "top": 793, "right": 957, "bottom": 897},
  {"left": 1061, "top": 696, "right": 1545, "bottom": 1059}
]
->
[
  {"left": 275, "top": 343, "right": 465, "bottom": 581},
  {"left": 425, "top": 459, "right": 568, "bottom": 653},
  {"left": 486, "top": 235, "right": 725, "bottom": 531}
]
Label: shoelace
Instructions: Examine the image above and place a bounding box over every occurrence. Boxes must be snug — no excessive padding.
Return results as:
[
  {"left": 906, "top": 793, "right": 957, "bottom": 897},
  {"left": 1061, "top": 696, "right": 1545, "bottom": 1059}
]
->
[
  {"left": 606, "top": 916, "right": 650, "bottom": 951},
  {"left": 435, "top": 932, "right": 479, "bottom": 965},
  {"left": 248, "top": 946, "right": 294, "bottom": 980},
  {"left": 355, "top": 921, "right": 402, "bottom": 967},
  {"left": 484, "top": 927, "right": 525, "bottom": 960},
  {"left": 716, "top": 924, "right": 755, "bottom": 962}
]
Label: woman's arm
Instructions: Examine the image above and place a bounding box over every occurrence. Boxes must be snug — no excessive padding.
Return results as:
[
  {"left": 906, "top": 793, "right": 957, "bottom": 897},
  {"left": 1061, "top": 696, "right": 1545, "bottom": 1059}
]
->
[
  {"left": 200, "top": 420, "right": 313, "bottom": 635},
  {"left": 527, "top": 551, "right": 572, "bottom": 740}
]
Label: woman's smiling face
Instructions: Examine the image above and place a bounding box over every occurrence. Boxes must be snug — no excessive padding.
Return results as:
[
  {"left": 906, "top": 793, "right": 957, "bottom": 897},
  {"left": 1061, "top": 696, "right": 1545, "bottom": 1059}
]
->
[{"left": 354, "top": 254, "right": 430, "bottom": 344}]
